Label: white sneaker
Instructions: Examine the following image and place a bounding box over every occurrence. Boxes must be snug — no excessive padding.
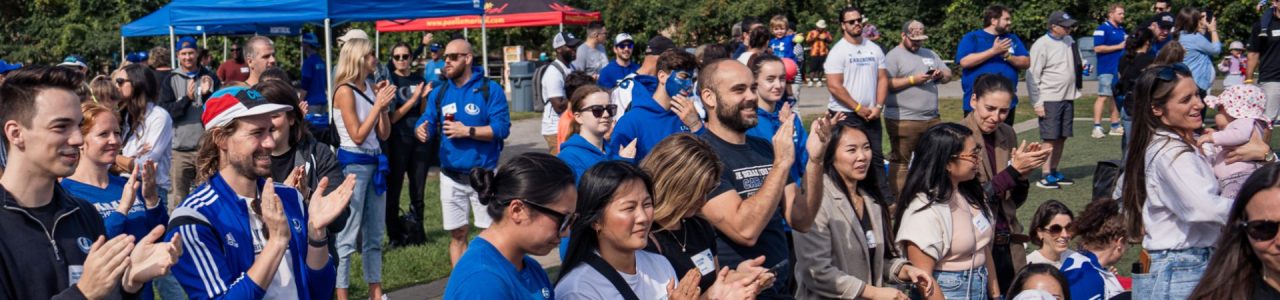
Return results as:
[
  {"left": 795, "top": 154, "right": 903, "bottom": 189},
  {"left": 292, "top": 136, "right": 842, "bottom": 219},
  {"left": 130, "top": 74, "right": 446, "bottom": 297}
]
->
[
  {"left": 1091, "top": 127, "right": 1106, "bottom": 139},
  {"left": 1108, "top": 126, "right": 1124, "bottom": 136}
]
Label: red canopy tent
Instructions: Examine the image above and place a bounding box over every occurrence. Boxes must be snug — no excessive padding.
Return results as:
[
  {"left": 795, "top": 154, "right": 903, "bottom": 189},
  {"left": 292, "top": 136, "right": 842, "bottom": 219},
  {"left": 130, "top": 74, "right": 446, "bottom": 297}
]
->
[{"left": 375, "top": 0, "right": 600, "bottom": 32}]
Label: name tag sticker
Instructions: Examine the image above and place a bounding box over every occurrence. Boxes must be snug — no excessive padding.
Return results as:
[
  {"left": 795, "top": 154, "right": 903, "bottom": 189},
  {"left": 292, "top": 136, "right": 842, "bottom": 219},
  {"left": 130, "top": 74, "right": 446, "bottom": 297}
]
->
[
  {"left": 69, "top": 265, "right": 84, "bottom": 285},
  {"left": 692, "top": 249, "right": 716, "bottom": 275},
  {"left": 865, "top": 230, "right": 878, "bottom": 249},
  {"left": 442, "top": 103, "right": 458, "bottom": 116},
  {"left": 240, "top": 67, "right": 250, "bottom": 73},
  {"left": 973, "top": 215, "right": 991, "bottom": 234}
]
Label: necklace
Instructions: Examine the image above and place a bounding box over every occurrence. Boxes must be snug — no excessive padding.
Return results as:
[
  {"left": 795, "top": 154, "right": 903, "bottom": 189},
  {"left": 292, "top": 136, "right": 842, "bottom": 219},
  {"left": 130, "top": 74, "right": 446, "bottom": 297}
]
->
[{"left": 667, "top": 219, "right": 690, "bottom": 252}]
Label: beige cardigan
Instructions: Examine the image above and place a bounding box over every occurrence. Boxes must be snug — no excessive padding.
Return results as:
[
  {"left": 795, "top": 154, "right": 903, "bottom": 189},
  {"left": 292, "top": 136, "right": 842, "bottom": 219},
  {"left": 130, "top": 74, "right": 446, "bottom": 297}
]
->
[{"left": 794, "top": 176, "right": 908, "bottom": 299}]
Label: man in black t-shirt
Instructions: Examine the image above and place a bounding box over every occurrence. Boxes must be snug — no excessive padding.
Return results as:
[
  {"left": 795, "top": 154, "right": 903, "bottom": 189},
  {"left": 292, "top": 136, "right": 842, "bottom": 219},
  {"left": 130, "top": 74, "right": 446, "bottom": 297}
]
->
[
  {"left": 1249, "top": 1, "right": 1280, "bottom": 122},
  {"left": 695, "top": 59, "right": 826, "bottom": 299}
]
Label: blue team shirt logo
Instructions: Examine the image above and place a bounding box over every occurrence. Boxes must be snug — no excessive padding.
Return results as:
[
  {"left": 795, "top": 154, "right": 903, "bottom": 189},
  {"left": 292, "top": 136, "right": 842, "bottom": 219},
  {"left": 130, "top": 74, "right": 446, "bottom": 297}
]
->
[
  {"left": 77, "top": 237, "right": 92, "bottom": 254},
  {"left": 226, "top": 233, "right": 240, "bottom": 248},
  {"left": 291, "top": 219, "right": 304, "bottom": 233},
  {"left": 465, "top": 103, "right": 480, "bottom": 115},
  {"left": 541, "top": 288, "right": 551, "bottom": 299}
]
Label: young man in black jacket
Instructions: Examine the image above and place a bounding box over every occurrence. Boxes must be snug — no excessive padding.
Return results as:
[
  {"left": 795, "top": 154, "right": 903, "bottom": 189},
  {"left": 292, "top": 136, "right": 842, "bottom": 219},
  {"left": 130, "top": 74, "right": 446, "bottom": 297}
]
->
[{"left": 0, "top": 66, "right": 181, "bottom": 299}]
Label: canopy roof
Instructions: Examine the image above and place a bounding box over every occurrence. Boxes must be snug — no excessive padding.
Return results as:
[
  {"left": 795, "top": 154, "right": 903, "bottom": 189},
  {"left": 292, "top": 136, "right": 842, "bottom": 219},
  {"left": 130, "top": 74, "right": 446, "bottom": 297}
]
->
[{"left": 376, "top": 0, "right": 600, "bottom": 32}]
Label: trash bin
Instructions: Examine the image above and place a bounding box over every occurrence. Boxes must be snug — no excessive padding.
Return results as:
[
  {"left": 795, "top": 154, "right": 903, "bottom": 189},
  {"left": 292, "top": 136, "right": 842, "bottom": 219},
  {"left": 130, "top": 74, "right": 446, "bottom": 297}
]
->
[{"left": 508, "top": 61, "right": 537, "bottom": 112}]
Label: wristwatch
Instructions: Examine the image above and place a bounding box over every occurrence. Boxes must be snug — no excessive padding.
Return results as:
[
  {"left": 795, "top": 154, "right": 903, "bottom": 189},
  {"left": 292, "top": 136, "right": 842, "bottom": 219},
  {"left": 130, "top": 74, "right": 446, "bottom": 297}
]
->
[{"left": 468, "top": 127, "right": 476, "bottom": 138}]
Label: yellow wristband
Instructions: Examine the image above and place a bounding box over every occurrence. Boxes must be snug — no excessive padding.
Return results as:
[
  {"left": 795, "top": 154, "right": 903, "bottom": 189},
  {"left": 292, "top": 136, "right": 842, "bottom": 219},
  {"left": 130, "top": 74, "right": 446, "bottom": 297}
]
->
[
  {"left": 909, "top": 76, "right": 916, "bottom": 85},
  {"left": 854, "top": 103, "right": 862, "bottom": 112}
]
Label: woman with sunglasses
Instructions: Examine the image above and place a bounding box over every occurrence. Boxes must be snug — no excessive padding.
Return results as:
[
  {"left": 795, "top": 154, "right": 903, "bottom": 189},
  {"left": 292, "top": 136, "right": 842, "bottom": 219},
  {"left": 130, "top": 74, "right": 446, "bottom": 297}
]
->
[
  {"left": 385, "top": 42, "right": 434, "bottom": 247},
  {"left": 795, "top": 119, "right": 935, "bottom": 299},
  {"left": 1189, "top": 163, "right": 1280, "bottom": 298},
  {"left": 746, "top": 54, "right": 808, "bottom": 181},
  {"left": 558, "top": 84, "right": 634, "bottom": 182},
  {"left": 1118, "top": 64, "right": 1275, "bottom": 299},
  {"left": 110, "top": 64, "right": 174, "bottom": 205},
  {"left": 1059, "top": 198, "right": 1127, "bottom": 300},
  {"left": 443, "top": 152, "right": 578, "bottom": 299},
  {"left": 895, "top": 123, "right": 1000, "bottom": 300},
  {"left": 1025, "top": 200, "right": 1074, "bottom": 268}
]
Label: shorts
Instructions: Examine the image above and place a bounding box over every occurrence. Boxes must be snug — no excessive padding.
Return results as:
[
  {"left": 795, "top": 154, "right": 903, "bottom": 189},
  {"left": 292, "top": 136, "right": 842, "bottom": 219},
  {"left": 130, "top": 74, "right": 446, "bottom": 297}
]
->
[
  {"left": 441, "top": 171, "right": 493, "bottom": 230},
  {"left": 1097, "top": 73, "right": 1115, "bottom": 96},
  {"left": 1039, "top": 100, "right": 1074, "bottom": 140}
]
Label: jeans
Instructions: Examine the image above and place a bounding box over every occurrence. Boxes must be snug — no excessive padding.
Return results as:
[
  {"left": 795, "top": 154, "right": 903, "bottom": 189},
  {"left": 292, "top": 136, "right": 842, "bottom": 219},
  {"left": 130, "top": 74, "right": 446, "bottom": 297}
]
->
[
  {"left": 1132, "top": 248, "right": 1211, "bottom": 300},
  {"left": 931, "top": 267, "right": 990, "bottom": 300},
  {"left": 336, "top": 149, "right": 386, "bottom": 288},
  {"left": 834, "top": 111, "right": 894, "bottom": 204},
  {"left": 1120, "top": 106, "right": 1133, "bottom": 162}
]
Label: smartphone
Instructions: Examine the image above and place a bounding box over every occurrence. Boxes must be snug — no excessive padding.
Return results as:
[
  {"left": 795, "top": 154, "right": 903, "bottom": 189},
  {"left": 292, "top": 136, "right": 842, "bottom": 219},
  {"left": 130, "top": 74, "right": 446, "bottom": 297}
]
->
[
  {"left": 1204, "top": 9, "right": 1215, "bottom": 22},
  {"left": 767, "top": 259, "right": 789, "bottom": 274},
  {"left": 926, "top": 69, "right": 938, "bottom": 77}
]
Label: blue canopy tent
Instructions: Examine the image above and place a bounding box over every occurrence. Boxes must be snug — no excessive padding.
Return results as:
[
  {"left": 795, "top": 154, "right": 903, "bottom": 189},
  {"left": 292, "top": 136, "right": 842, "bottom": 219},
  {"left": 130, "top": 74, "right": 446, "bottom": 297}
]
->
[
  {"left": 121, "top": 5, "right": 304, "bottom": 73},
  {"left": 164, "top": 0, "right": 484, "bottom": 103}
]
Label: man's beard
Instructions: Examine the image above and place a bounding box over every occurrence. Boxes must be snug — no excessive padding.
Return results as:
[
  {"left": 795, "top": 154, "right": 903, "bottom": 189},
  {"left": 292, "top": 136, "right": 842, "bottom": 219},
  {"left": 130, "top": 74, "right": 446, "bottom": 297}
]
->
[
  {"left": 715, "top": 94, "right": 759, "bottom": 132},
  {"left": 447, "top": 65, "right": 466, "bottom": 80},
  {"left": 230, "top": 149, "right": 272, "bottom": 179}
]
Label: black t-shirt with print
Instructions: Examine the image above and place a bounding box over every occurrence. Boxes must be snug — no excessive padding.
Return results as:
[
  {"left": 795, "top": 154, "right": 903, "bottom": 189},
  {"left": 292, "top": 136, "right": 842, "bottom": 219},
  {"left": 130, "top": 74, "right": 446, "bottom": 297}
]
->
[{"left": 645, "top": 218, "right": 719, "bottom": 290}]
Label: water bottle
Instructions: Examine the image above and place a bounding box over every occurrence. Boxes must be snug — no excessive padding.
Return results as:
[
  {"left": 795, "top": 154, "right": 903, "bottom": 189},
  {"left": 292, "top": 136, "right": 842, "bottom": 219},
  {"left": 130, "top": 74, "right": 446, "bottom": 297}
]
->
[{"left": 1083, "top": 61, "right": 1091, "bottom": 77}]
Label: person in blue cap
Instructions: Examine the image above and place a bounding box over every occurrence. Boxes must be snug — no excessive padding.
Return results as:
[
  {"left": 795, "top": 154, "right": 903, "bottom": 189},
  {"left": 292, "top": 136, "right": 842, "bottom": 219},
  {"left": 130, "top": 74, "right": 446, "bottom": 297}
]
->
[
  {"left": 158, "top": 36, "right": 222, "bottom": 211},
  {"left": 423, "top": 36, "right": 447, "bottom": 87},
  {"left": 300, "top": 32, "right": 330, "bottom": 112},
  {"left": 0, "top": 59, "right": 22, "bottom": 85}
]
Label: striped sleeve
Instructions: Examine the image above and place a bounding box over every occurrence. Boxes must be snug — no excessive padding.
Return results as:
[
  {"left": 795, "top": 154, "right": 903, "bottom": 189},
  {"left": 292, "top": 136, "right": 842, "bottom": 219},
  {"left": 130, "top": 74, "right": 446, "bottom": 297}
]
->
[{"left": 168, "top": 222, "right": 266, "bottom": 300}]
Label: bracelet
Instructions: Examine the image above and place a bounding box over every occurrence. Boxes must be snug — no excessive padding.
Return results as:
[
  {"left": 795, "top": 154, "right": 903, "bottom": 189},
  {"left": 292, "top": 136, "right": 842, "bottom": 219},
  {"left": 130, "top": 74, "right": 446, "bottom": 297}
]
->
[
  {"left": 307, "top": 229, "right": 329, "bottom": 247},
  {"left": 853, "top": 103, "right": 862, "bottom": 112},
  {"left": 908, "top": 76, "right": 916, "bottom": 85}
]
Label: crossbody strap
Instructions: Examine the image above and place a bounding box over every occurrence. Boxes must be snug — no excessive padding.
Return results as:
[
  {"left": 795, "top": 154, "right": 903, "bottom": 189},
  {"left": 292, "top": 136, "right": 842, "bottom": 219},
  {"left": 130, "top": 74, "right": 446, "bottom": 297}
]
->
[{"left": 583, "top": 253, "right": 640, "bottom": 300}]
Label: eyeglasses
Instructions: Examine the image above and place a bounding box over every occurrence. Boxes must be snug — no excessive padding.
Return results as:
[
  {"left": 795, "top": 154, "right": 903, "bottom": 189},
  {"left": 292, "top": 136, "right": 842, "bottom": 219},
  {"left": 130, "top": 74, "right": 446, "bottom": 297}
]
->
[
  {"left": 518, "top": 199, "right": 578, "bottom": 233},
  {"left": 392, "top": 54, "right": 412, "bottom": 61},
  {"left": 444, "top": 53, "right": 470, "bottom": 61},
  {"left": 953, "top": 148, "right": 982, "bottom": 162},
  {"left": 578, "top": 104, "right": 618, "bottom": 118},
  {"left": 1243, "top": 220, "right": 1280, "bottom": 241},
  {"left": 114, "top": 78, "right": 131, "bottom": 87},
  {"left": 616, "top": 43, "right": 634, "bottom": 49},
  {"left": 1041, "top": 224, "right": 1069, "bottom": 235}
]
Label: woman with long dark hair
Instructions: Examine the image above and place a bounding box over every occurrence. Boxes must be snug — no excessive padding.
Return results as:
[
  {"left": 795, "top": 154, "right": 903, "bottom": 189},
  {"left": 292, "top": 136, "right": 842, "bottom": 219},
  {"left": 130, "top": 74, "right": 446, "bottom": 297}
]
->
[
  {"left": 1119, "top": 64, "right": 1273, "bottom": 299},
  {"left": 443, "top": 152, "right": 578, "bottom": 299},
  {"left": 1189, "top": 163, "right": 1280, "bottom": 299},
  {"left": 895, "top": 123, "right": 999, "bottom": 300},
  {"left": 1005, "top": 264, "right": 1070, "bottom": 299},
  {"left": 384, "top": 42, "right": 433, "bottom": 247},
  {"left": 1173, "top": 7, "right": 1221, "bottom": 95},
  {"left": 795, "top": 121, "right": 934, "bottom": 299},
  {"left": 111, "top": 64, "right": 173, "bottom": 201},
  {"left": 1060, "top": 198, "right": 1128, "bottom": 300},
  {"left": 1116, "top": 27, "right": 1156, "bottom": 151}
]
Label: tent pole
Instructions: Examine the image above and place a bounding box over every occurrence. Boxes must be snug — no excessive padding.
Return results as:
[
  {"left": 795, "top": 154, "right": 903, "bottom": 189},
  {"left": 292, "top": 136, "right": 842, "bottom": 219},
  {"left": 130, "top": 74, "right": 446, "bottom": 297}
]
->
[
  {"left": 325, "top": 18, "right": 334, "bottom": 114},
  {"left": 202, "top": 32, "right": 207, "bottom": 48},
  {"left": 300, "top": 34, "right": 304, "bottom": 70},
  {"left": 222, "top": 38, "right": 228, "bottom": 62},
  {"left": 169, "top": 26, "right": 176, "bottom": 69},
  {"left": 560, "top": 21, "right": 564, "bottom": 32},
  {"left": 482, "top": 14, "right": 488, "bottom": 78},
  {"left": 375, "top": 30, "right": 380, "bottom": 60},
  {"left": 120, "top": 36, "right": 126, "bottom": 64}
]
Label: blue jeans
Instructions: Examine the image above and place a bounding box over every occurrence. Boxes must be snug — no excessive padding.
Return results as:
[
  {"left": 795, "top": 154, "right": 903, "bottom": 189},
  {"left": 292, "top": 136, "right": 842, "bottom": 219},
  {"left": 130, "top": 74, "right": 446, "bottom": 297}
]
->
[
  {"left": 932, "top": 267, "right": 989, "bottom": 300},
  {"left": 336, "top": 152, "right": 386, "bottom": 288},
  {"left": 1132, "top": 248, "right": 1210, "bottom": 300}
]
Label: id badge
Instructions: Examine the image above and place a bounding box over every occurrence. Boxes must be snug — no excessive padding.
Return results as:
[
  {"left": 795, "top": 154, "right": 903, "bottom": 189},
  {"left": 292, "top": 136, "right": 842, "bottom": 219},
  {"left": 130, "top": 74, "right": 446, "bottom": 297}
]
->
[
  {"left": 442, "top": 103, "right": 458, "bottom": 116},
  {"left": 240, "top": 67, "right": 250, "bottom": 73},
  {"left": 69, "top": 265, "right": 84, "bottom": 285},
  {"left": 692, "top": 249, "right": 716, "bottom": 275},
  {"left": 973, "top": 215, "right": 991, "bottom": 234},
  {"left": 865, "top": 230, "right": 878, "bottom": 249}
]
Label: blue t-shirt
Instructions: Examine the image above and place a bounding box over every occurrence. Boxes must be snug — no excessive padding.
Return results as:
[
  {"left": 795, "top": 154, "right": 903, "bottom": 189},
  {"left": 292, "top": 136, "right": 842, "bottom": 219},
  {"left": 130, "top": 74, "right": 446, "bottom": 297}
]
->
[
  {"left": 956, "top": 29, "right": 1028, "bottom": 111},
  {"left": 1093, "top": 21, "right": 1127, "bottom": 75},
  {"left": 61, "top": 176, "right": 166, "bottom": 239},
  {"left": 444, "top": 237, "right": 554, "bottom": 300},
  {"left": 597, "top": 60, "right": 639, "bottom": 90},
  {"left": 300, "top": 54, "right": 328, "bottom": 106},
  {"left": 770, "top": 34, "right": 798, "bottom": 60},
  {"left": 1061, "top": 250, "right": 1120, "bottom": 300},
  {"left": 423, "top": 59, "right": 447, "bottom": 85}
]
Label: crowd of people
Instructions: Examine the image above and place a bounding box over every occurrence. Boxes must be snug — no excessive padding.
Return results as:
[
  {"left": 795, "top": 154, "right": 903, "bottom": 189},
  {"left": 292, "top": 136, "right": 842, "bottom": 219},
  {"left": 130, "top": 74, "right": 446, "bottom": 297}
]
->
[{"left": 5, "top": 0, "right": 1280, "bottom": 299}]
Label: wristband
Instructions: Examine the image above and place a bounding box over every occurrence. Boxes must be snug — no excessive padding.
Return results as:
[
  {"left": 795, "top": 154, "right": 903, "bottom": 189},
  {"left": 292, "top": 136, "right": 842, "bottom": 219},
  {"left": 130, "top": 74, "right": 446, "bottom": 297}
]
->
[
  {"left": 307, "top": 229, "right": 329, "bottom": 247},
  {"left": 854, "top": 103, "right": 862, "bottom": 112},
  {"left": 908, "top": 76, "right": 916, "bottom": 85},
  {"left": 469, "top": 127, "right": 476, "bottom": 137}
]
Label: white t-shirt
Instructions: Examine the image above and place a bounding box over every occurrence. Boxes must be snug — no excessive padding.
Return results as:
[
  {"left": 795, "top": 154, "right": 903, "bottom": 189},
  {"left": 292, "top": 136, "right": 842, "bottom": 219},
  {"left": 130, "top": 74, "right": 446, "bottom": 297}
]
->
[
  {"left": 122, "top": 103, "right": 174, "bottom": 190},
  {"left": 737, "top": 51, "right": 755, "bottom": 65},
  {"left": 240, "top": 196, "right": 301, "bottom": 300},
  {"left": 1025, "top": 248, "right": 1076, "bottom": 269},
  {"left": 824, "top": 38, "right": 886, "bottom": 112},
  {"left": 554, "top": 251, "right": 678, "bottom": 300},
  {"left": 610, "top": 73, "right": 639, "bottom": 122},
  {"left": 540, "top": 60, "right": 573, "bottom": 135}
]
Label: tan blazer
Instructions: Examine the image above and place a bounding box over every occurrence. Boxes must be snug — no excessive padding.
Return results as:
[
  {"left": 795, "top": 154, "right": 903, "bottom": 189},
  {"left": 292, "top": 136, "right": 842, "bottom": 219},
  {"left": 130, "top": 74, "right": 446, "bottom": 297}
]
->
[
  {"left": 962, "top": 113, "right": 1029, "bottom": 270},
  {"left": 795, "top": 176, "right": 907, "bottom": 299}
]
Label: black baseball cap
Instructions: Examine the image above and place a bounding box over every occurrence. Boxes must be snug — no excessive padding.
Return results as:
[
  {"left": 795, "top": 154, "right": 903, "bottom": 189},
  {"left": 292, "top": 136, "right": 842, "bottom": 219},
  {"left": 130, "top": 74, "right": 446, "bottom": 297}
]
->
[{"left": 646, "top": 35, "right": 676, "bottom": 56}]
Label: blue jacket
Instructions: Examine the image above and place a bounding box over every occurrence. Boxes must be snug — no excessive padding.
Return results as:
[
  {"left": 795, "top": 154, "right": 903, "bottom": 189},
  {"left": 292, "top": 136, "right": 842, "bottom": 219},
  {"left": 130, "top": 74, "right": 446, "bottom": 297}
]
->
[
  {"left": 558, "top": 134, "right": 628, "bottom": 183},
  {"left": 745, "top": 105, "right": 809, "bottom": 182},
  {"left": 608, "top": 75, "right": 698, "bottom": 163},
  {"left": 415, "top": 68, "right": 511, "bottom": 173},
  {"left": 300, "top": 54, "right": 328, "bottom": 106},
  {"left": 597, "top": 60, "right": 639, "bottom": 90},
  {"left": 165, "top": 174, "right": 336, "bottom": 300}
]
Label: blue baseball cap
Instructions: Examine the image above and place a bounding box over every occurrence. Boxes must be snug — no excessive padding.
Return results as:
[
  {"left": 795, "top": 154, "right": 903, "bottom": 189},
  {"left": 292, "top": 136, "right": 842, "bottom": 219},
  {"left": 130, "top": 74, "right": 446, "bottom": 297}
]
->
[
  {"left": 430, "top": 43, "right": 443, "bottom": 52},
  {"left": 176, "top": 36, "right": 198, "bottom": 51},
  {"left": 302, "top": 32, "right": 320, "bottom": 47},
  {"left": 0, "top": 59, "right": 22, "bottom": 74},
  {"left": 126, "top": 51, "right": 149, "bottom": 63},
  {"left": 57, "top": 55, "right": 87, "bottom": 70}
]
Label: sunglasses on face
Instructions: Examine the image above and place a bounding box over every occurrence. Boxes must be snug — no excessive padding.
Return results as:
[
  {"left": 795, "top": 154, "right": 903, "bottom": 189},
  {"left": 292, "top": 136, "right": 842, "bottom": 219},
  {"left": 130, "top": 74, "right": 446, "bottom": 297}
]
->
[
  {"left": 1041, "top": 224, "right": 1069, "bottom": 235},
  {"left": 616, "top": 43, "right": 634, "bottom": 49},
  {"left": 1244, "top": 220, "right": 1280, "bottom": 241},
  {"left": 578, "top": 104, "right": 618, "bottom": 118},
  {"left": 952, "top": 148, "right": 982, "bottom": 162},
  {"left": 519, "top": 199, "right": 578, "bottom": 233},
  {"left": 444, "top": 53, "right": 470, "bottom": 61},
  {"left": 392, "top": 54, "right": 412, "bottom": 61},
  {"left": 843, "top": 18, "right": 865, "bottom": 25},
  {"left": 114, "top": 78, "right": 131, "bottom": 86}
]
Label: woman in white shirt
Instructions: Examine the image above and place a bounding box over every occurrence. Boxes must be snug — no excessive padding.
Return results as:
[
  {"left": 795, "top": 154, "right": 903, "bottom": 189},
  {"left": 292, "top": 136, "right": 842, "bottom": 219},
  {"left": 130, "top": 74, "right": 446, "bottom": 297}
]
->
[
  {"left": 1120, "top": 63, "right": 1273, "bottom": 299},
  {"left": 895, "top": 123, "right": 1001, "bottom": 300},
  {"left": 1025, "top": 200, "right": 1074, "bottom": 268},
  {"left": 110, "top": 64, "right": 173, "bottom": 201},
  {"left": 331, "top": 37, "right": 395, "bottom": 300}
]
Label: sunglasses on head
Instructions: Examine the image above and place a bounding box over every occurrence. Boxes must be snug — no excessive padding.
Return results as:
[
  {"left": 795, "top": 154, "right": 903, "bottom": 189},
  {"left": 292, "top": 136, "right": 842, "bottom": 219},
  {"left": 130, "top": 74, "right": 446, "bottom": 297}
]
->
[
  {"left": 578, "top": 104, "right": 618, "bottom": 118},
  {"left": 1145, "top": 63, "right": 1192, "bottom": 97},
  {"left": 392, "top": 54, "right": 412, "bottom": 61},
  {"left": 1041, "top": 224, "right": 1069, "bottom": 235},
  {"left": 444, "top": 53, "right": 470, "bottom": 61},
  {"left": 1243, "top": 220, "right": 1280, "bottom": 241},
  {"left": 518, "top": 199, "right": 578, "bottom": 233}
]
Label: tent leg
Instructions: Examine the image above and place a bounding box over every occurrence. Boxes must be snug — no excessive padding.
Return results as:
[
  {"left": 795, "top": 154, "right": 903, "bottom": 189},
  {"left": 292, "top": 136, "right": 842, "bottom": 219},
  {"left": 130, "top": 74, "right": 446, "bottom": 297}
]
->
[
  {"left": 222, "top": 38, "right": 228, "bottom": 63},
  {"left": 202, "top": 32, "right": 207, "bottom": 48},
  {"left": 120, "top": 36, "right": 126, "bottom": 65},
  {"left": 482, "top": 16, "right": 488, "bottom": 78},
  {"left": 325, "top": 18, "right": 334, "bottom": 114},
  {"left": 169, "top": 26, "right": 176, "bottom": 69},
  {"left": 301, "top": 34, "right": 305, "bottom": 70},
  {"left": 559, "top": 21, "right": 564, "bottom": 32},
  {"left": 375, "top": 31, "right": 380, "bottom": 60}
]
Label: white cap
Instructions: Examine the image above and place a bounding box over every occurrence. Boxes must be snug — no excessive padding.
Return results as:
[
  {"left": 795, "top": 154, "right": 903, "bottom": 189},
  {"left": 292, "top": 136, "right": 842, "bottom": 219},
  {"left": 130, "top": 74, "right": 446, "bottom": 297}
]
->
[
  {"left": 1230, "top": 41, "right": 1245, "bottom": 50},
  {"left": 338, "top": 29, "right": 369, "bottom": 43},
  {"left": 614, "top": 33, "right": 634, "bottom": 46}
]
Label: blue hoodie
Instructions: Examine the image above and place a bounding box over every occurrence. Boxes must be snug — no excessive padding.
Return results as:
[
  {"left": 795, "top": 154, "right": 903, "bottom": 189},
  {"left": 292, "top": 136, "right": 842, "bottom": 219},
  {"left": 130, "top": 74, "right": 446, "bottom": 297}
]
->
[
  {"left": 559, "top": 134, "right": 630, "bottom": 183},
  {"left": 416, "top": 67, "right": 511, "bottom": 173},
  {"left": 608, "top": 75, "right": 698, "bottom": 163},
  {"left": 745, "top": 105, "right": 809, "bottom": 181}
]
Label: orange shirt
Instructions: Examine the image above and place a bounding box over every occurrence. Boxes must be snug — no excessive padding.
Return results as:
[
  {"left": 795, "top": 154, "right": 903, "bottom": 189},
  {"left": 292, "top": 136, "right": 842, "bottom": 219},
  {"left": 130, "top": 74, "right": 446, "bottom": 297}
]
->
[{"left": 806, "top": 30, "right": 832, "bottom": 57}]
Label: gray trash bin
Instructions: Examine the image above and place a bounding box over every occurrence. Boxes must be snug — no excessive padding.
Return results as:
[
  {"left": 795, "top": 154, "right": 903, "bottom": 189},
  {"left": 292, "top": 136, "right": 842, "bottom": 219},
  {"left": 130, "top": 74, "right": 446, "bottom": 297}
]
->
[{"left": 509, "top": 61, "right": 537, "bottom": 112}]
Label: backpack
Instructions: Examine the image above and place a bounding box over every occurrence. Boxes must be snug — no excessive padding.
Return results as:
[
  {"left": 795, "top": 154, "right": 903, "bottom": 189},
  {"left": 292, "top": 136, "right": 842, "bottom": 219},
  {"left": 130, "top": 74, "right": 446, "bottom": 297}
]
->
[{"left": 532, "top": 61, "right": 566, "bottom": 112}]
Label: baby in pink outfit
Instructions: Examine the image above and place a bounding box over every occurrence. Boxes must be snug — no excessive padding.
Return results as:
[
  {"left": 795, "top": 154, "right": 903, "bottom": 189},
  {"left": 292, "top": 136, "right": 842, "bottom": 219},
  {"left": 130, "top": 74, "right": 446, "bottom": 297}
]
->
[{"left": 1198, "top": 84, "right": 1270, "bottom": 200}]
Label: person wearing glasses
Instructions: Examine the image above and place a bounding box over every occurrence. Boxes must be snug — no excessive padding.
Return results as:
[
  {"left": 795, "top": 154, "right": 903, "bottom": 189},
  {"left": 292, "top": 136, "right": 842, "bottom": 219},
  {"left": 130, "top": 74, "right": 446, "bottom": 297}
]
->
[
  {"left": 956, "top": 5, "right": 1030, "bottom": 125},
  {"left": 111, "top": 64, "right": 174, "bottom": 206},
  {"left": 443, "top": 152, "right": 577, "bottom": 300},
  {"left": 217, "top": 40, "right": 250, "bottom": 83},
  {"left": 557, "top": 84, "right": 633, "bottom": 182},
  {"left": 383, "top": 42, "right": 433, "bottom": 248},
  {"left": 542, "top": 32, "right": 583, "bottom": 156},
  {"left": 1058, "top": 198, "right": 1127, "bottom": 300},
  {"left": 1189, "top": 163, "right": 1280, "bottom": 298},
  {"left": 825, "top": 6, "right": 894, "bottom": 205},
  {"left": 414, "top": 38, "right": 511, "bottom": 267},
  {"left": 1024, "top": 200, "right": 1074, "bottom": 268},
  {"left": 1117, "top": 64, "right": 1274, "bottom": 299},
  {"left": 574, "top": 22, "right": 609, "bottom": 78},
  {"left": 895, "top": 123, "right": 1001, "bottom": 300},
  {"left": 1027, "top": 11, "right": 1082, "bottom": 190},
  {"left": 598, "top": 33, "right": 640, "bottom": 90}
]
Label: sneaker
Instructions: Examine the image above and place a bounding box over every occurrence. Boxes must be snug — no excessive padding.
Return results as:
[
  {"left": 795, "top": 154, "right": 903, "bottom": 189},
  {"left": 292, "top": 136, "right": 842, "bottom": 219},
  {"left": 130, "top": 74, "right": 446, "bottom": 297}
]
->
[
  {"left": 1053, "top": 172, "right": 1074, "bottom": 185},
  {"left": 1091, "top": 126, "right": 1106, "bottom": 138},
  {"left": 1036, "top": 178, "right": 1061, "bottom": 189},
  {"left": 1109, "top": 126, "right": 1124, "bottom": 136},
  {"left": 807, "top": 81, "right": 815, "bottom": 87}
]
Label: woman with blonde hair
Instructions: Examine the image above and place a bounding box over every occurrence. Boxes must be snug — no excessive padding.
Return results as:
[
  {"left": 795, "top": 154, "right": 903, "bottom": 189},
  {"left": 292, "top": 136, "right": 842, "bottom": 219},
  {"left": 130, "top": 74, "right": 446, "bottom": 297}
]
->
[
  {"left": 331, "top": 37, "right": 396, "bottom": 300},
  {"left": 87, "top": 75, "right": 122, "bottom": 106}
]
